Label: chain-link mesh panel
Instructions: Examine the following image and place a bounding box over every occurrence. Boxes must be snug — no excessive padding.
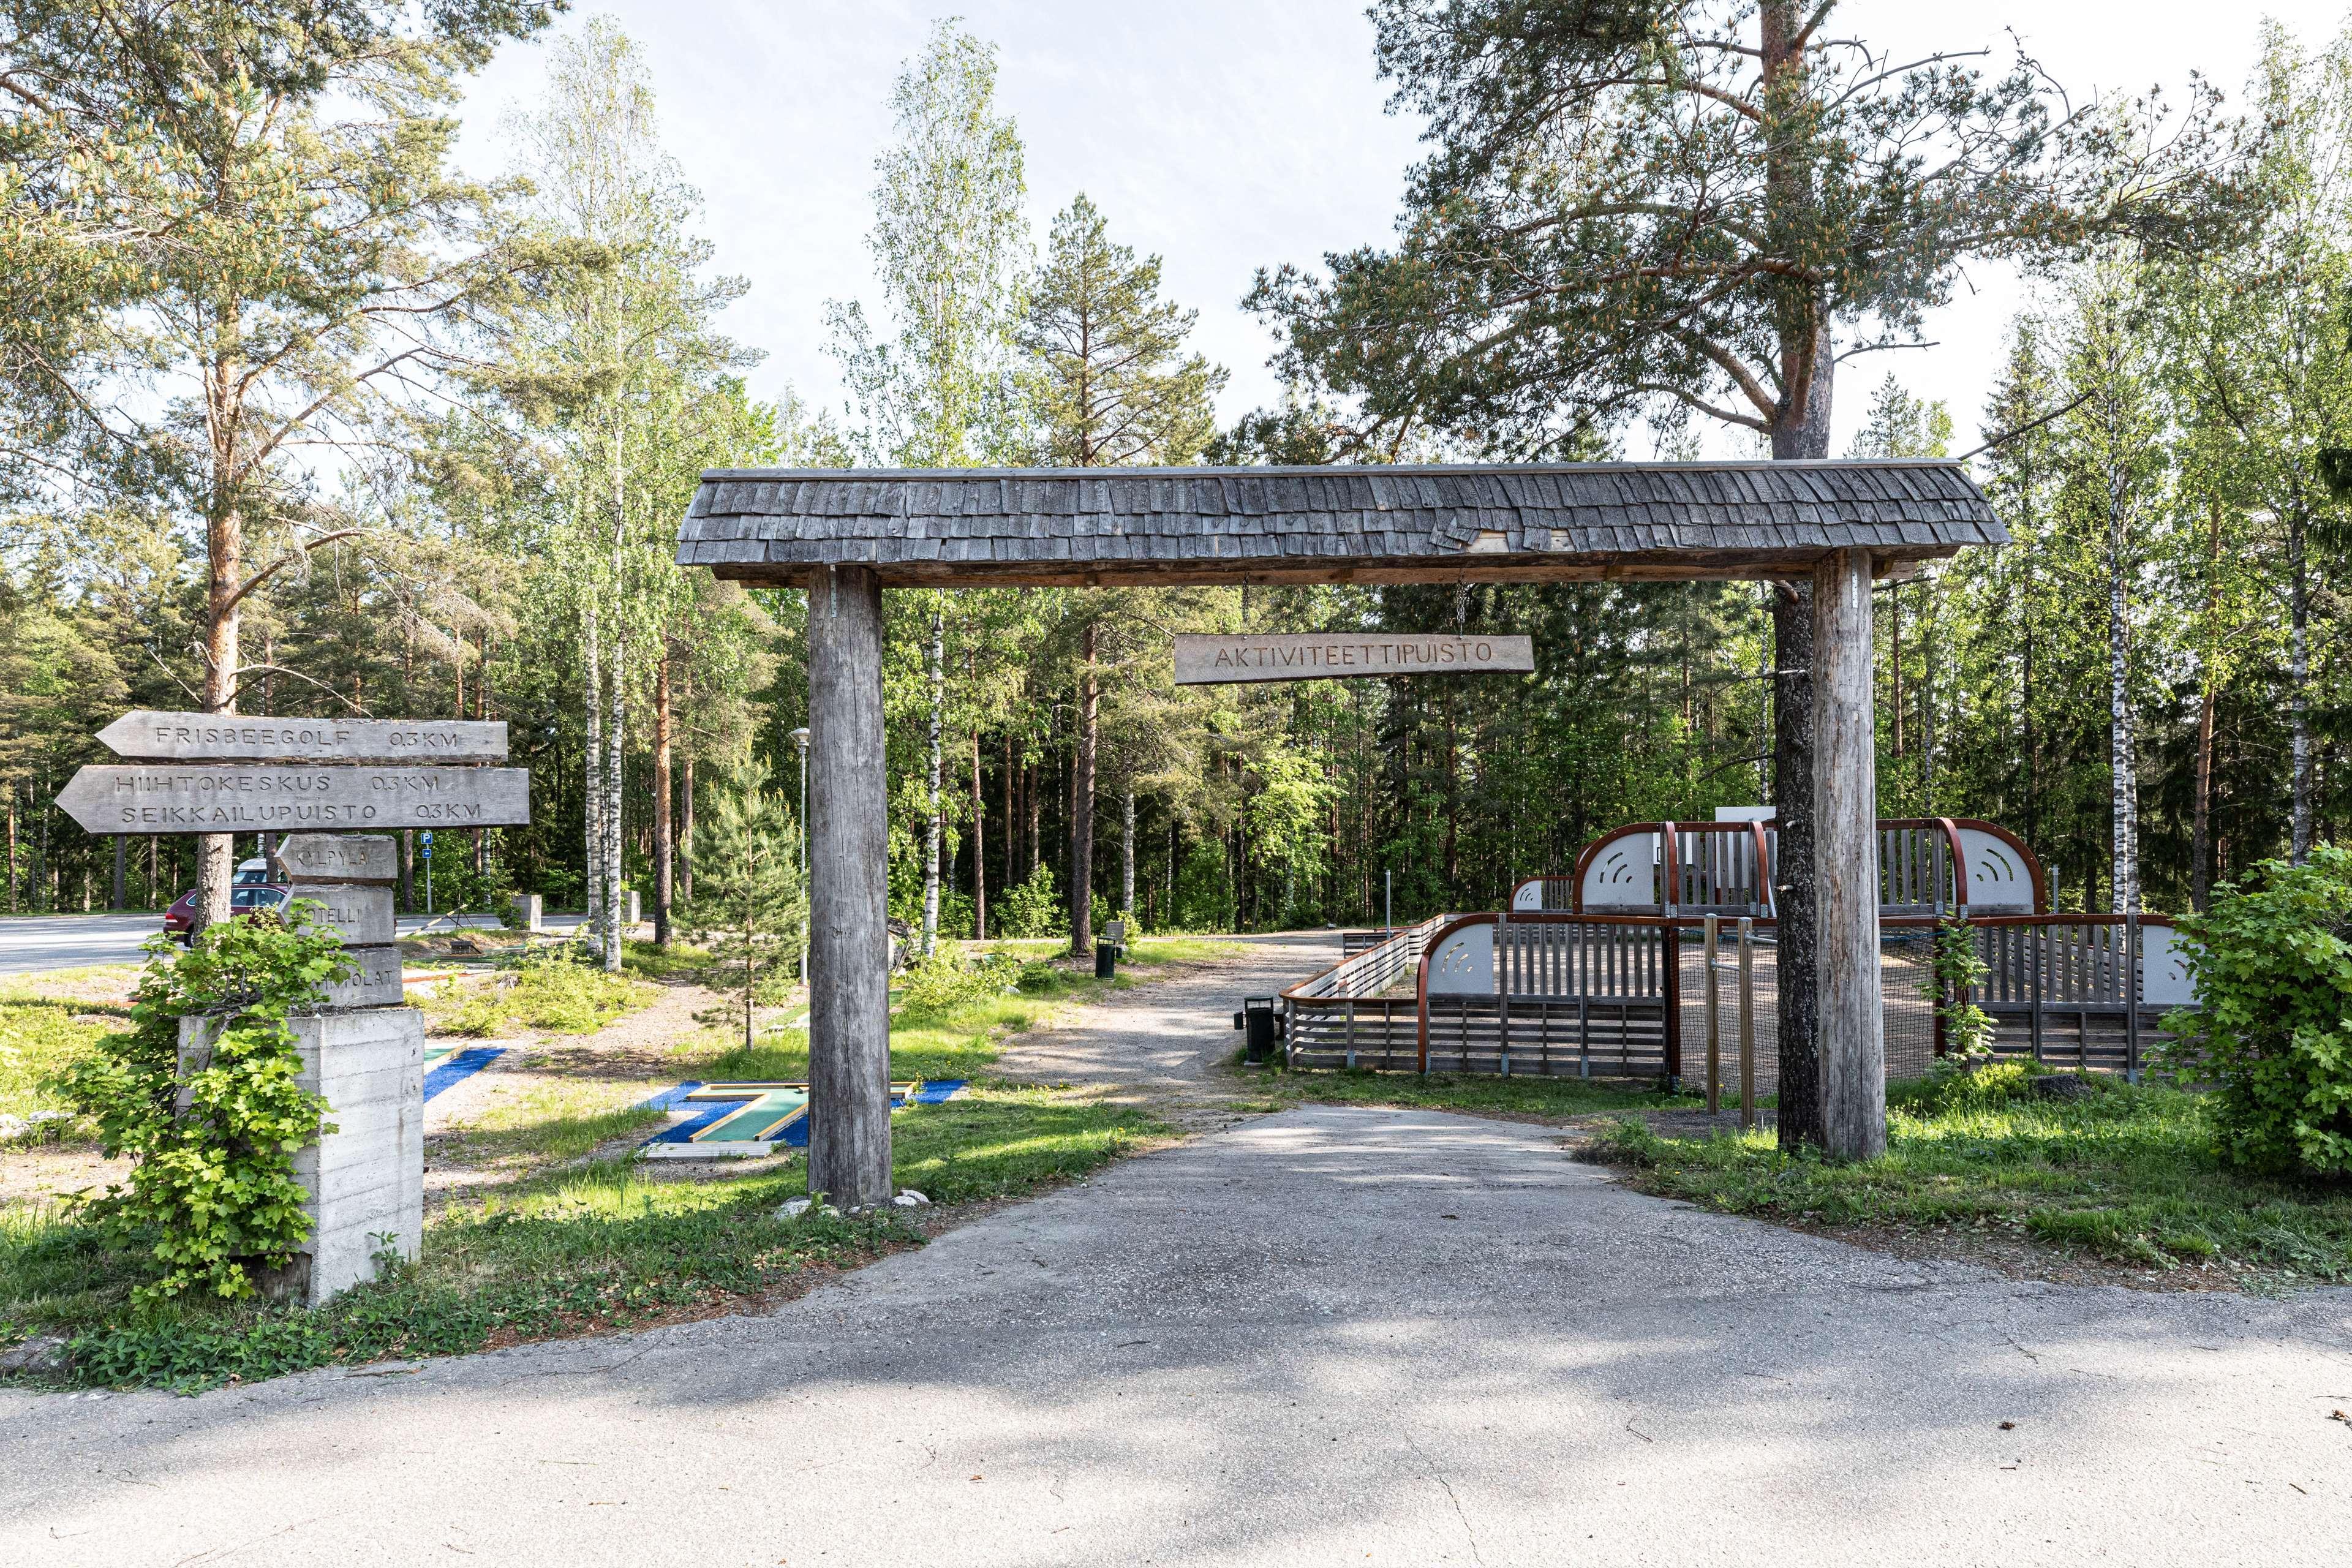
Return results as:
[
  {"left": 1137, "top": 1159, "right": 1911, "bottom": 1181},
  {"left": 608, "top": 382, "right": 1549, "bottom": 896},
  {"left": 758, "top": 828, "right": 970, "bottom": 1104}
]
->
[{"left": 1676, "top": 927, "right": 1943, "bottom": 1098}]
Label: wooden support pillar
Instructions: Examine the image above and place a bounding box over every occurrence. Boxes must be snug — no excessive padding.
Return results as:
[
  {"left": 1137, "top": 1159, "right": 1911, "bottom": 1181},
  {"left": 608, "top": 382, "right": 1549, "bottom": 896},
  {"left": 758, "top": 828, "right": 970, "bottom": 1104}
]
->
[
  {"left": 807, "top": 565, "right": 894, "bottom": 1210},
  {"left": 1812, "top": 549, "right": 1886, "bottom": 1158}
]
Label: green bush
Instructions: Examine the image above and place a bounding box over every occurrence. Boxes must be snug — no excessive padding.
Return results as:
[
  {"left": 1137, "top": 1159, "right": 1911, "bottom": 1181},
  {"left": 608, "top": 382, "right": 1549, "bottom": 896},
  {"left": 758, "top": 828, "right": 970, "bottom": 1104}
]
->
[
  {"left": 894, "top": 944, "right": 1020, "bottom": 1014},
  {"left": 58, "top": 913, "right": 349, "bottom": 1303},
  {"left": 2163, "top": 845, "right": 2352, "bottom": 1175},
  {"left": 995, "top": 864, "right": 1067, "bottom": 939}
]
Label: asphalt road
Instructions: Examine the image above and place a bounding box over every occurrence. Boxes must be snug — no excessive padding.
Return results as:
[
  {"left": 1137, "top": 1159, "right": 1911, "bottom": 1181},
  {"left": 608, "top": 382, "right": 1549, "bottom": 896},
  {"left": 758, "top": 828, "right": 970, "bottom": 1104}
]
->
[
  {"left": 6, "top": 1102, "right": 2348, "bottom": 1566},
  {"left": 0, "top": 911, "right": 576, "bottom": 974}
]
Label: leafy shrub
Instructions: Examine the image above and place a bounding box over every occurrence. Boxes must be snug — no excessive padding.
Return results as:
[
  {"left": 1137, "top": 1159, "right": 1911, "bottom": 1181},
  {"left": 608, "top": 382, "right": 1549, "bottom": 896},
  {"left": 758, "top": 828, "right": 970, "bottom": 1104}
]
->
[
  {"left": 58, "top": 913, "right": 348, "bottom": 1303},
  {"left": 894, "top": 944, "right": 1020, "bottom": 1014},
  {"left": 1924, "top": 919, "right": 1996, "bottom": 1068},
  {"left": 994, "top": 864, "right": 1067, "bottom": 938},
  {"left": 2163, "top": 845, "right": 2352, "bottom": 1175}
]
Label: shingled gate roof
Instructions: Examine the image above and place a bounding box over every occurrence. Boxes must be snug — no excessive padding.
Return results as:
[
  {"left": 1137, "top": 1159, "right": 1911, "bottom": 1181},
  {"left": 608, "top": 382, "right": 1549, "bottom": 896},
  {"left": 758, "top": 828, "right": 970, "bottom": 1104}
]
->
[{"left": 675, "top": 460, "right": 2004, "bottom": 588}]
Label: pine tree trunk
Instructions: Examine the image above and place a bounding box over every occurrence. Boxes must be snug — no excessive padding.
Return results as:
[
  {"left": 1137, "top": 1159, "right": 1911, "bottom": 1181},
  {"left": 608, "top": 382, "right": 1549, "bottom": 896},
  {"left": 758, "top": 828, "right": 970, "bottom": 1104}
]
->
[
  {"left": 195, "top": 489, "right": 243, "bottom": 933},
  {"left": 1071, "top": 620, "right": 1098, "bottom": 955},
  {"left": 679, "top": 749, "right": 695, "bottom": 903},
  {"left": 922, "top": 601, "right": 944, "bottom": 956},
  {"left": 971, "top": 717, "right": 987, "bottom": 940},
  {"left": 654, "top": 646, "right": 674, "bottom": 948}
]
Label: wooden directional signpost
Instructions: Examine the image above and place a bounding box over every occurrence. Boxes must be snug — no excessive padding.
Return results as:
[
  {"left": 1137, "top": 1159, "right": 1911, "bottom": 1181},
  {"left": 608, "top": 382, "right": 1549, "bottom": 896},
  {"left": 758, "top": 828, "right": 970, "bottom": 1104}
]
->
[{"left": 58, "top": 710, "right": 529, "bottom": 1305}]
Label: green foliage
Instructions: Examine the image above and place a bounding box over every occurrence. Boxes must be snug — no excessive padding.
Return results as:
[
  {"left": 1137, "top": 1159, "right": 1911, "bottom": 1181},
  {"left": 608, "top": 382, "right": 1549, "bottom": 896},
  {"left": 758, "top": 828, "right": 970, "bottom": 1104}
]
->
[
  {"left": 1925, "top": 920, "right": 1996, "bottom": 1071},
  {"left": 1251, "top": 0, "right": 2220, "bottom": 456},
  {"left": 1023, "top": 192, "right": 1225, "bottom": 465},
  {"left": 58, "top": 914, "right": 350, "bottom": 1304},
  {"left": 1, "top": 987, "right": 127, "bottom": 1131},
  {"left": 427, "top": 946, "right": 654, "bottom": 1038},
  {"left": 994, "top": 862, "right": 1068, "bottom": 938},
  {"left": 677, "top": 766, "right": 805, "bottom": 1049},
  {"left": 894, "top": 943, "right": 1020, "bottom": 1014},
  {"left": 2163, "top": 845, "right": 2352, "bottom": 1175},
  {"left": 426, "top": 854, "right": 512, "bottom": 917},
  {"left": 826, "top": 18, "right": 1031, "bottom": 467}
]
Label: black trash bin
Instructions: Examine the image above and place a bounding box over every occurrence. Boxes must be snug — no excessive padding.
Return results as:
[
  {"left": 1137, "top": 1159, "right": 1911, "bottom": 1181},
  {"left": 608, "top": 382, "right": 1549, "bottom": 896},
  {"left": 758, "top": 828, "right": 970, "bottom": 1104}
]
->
[
  {"left": 1233, "top": 995, "right": 1285, "bottom": 1064},
  {"left": 1095, "top": 941, "right": 1118, "bottom": 979}
]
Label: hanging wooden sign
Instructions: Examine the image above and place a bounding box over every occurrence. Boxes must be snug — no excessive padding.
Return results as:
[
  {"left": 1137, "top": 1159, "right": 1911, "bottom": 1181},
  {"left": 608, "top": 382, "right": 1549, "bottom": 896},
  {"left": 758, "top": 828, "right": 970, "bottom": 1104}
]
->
[
  {"left": 55, "top": 764, "right": 530, "bottom": 834},
  {"left": 1172, "top": 632, "right": 1535, "bottom": 685},
  {"left": 97, "top": 710, "right": 507, "bottom": 763}
]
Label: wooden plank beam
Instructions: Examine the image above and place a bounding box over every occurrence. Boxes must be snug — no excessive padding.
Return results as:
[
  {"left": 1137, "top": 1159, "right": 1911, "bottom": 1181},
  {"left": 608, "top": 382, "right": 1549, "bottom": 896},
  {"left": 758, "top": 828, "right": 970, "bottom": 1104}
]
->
[
  {"left": 1812, "top": 549, "right": 1887, "bottom": 1158},
  {"left": 805, "top": 565, "right": 895, "bottom": 1210}
]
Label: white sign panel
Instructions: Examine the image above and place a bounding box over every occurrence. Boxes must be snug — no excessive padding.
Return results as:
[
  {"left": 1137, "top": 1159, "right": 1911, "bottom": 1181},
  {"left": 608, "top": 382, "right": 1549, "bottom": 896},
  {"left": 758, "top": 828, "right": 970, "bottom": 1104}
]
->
[{"left": 1173, "top": 633, "right": 1534, "bottom": 685}]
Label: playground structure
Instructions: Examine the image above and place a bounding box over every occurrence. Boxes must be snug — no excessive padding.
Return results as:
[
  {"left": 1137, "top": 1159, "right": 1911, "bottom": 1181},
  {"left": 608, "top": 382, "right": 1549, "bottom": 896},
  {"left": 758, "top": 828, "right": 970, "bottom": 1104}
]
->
[{"left": 1282, "top": 813, "right": 2196, "bottom": 1091}]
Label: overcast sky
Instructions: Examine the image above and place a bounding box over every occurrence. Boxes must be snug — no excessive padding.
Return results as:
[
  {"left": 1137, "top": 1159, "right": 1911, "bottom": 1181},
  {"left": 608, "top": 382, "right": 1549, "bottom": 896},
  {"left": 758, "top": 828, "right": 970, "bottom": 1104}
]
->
[{"left": 455, "top": 2, "right": 2352, "bottom": 461}]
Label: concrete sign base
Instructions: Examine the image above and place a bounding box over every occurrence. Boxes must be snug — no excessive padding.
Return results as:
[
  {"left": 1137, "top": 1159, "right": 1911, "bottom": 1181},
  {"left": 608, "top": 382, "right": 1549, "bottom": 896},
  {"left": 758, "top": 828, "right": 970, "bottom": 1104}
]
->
[{"left": 179, "top": 1007, "right": 424, "bottom": 1306}]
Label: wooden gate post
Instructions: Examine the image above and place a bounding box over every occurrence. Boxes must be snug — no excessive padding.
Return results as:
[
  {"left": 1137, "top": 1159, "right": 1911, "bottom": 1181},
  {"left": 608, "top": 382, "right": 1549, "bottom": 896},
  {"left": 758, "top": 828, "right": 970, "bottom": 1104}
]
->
[
  {"left": 1813, "top": 549, "right": 1887, "bottom": 1158},
  {"left": 807, "top": 565, "right": 895, "bottom": 1210}
]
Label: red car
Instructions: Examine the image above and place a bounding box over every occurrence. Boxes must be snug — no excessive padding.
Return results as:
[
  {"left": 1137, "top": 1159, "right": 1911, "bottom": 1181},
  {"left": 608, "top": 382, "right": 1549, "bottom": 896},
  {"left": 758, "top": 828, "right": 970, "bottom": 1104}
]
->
[{"left": 161, "top": 859, "right": 289, "bottom": 944}]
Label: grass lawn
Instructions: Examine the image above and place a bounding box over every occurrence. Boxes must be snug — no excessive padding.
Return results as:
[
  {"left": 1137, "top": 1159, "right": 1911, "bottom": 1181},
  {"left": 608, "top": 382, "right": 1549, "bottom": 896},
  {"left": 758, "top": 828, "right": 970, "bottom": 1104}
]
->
[
  {"left": 0, "top": 936, "right": 1227, "bottom": 1390},
  {"left": 420, "top": 949, "right": 665, "bottom": 1039},
  {"left": 1592, "top": 1065, "right": 2352, "bottom": 1286},
  {"left": 0, "top": 967, "right": 137, "bottom": 1136}
]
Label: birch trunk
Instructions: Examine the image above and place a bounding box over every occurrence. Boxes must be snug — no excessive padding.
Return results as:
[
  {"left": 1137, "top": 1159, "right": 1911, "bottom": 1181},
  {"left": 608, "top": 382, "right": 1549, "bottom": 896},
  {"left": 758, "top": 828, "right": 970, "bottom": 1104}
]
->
[
  {"left": 1121, "top": 788, "right": 1136, "bottom": 924},
  {"left": 2108, "top": 444, "right": 2138, "bottom": 913},
  {"left": 584, "top": 598, "right": 604, "bottom": 948},
  {"left": 653, "top": 646, "right": 674, "bottom": 948},
  {"left": 922, "top": 601, "right": 944, "bottom": 957},
  {"left": 604, "top": 633, "right": 626, "bottom": 970}
]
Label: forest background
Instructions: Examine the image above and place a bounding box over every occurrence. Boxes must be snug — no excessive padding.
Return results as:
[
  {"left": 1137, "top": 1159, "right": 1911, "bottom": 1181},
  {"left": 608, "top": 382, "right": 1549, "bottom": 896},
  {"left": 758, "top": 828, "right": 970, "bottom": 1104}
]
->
[{"left": 6, "top": 1, "right": 2352, "bottom": 952}]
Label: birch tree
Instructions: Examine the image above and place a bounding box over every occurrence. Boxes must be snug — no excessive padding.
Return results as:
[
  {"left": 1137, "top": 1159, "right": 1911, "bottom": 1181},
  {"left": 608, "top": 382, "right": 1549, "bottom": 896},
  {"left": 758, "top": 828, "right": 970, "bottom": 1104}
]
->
[
  {"left": 497, "top": 18, "right": 760, "bottom": 967},
  {"left": 2172, "top": 23, "right": 2352, "bottom": 865},
  {"left": 826, "top": 20, "right": 1031, "bottom": 957},
  {"left": 2058, "top": 258, "right": 2167, "bottom": 912}
]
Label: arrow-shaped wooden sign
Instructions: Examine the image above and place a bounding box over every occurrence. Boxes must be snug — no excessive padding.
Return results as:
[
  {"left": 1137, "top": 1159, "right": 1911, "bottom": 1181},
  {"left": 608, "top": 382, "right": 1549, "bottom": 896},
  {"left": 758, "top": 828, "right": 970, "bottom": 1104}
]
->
[
  {"left": 55, "top": 765, "right": 530, "bottom": 834},
  {"left": 96, "top": 710, "right": 507, "bottom": 764}
]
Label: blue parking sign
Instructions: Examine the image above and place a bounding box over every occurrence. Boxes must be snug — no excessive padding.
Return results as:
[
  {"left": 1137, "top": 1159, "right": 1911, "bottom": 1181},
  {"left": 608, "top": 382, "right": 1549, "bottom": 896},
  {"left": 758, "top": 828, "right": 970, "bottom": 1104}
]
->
[{"left": 420, "top": 830, "right": 434, "bottom": 859}]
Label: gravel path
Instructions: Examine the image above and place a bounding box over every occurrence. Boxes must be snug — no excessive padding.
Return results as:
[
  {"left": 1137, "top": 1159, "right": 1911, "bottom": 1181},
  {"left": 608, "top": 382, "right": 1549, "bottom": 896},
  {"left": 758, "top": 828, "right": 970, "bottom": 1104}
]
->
[
  {"left": 7, "top": 1103, "right": 2349, "bottom": 1566},
  {"left": 996, "top": 930, "right": 1340, "bottom": 1129}
]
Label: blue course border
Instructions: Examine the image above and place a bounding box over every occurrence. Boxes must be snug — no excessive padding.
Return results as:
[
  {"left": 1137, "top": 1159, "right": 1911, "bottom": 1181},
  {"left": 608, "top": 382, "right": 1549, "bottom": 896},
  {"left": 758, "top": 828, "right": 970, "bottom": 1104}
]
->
[{"left": 422, "top": 1047, "right": 505, "bottom": 1102}]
